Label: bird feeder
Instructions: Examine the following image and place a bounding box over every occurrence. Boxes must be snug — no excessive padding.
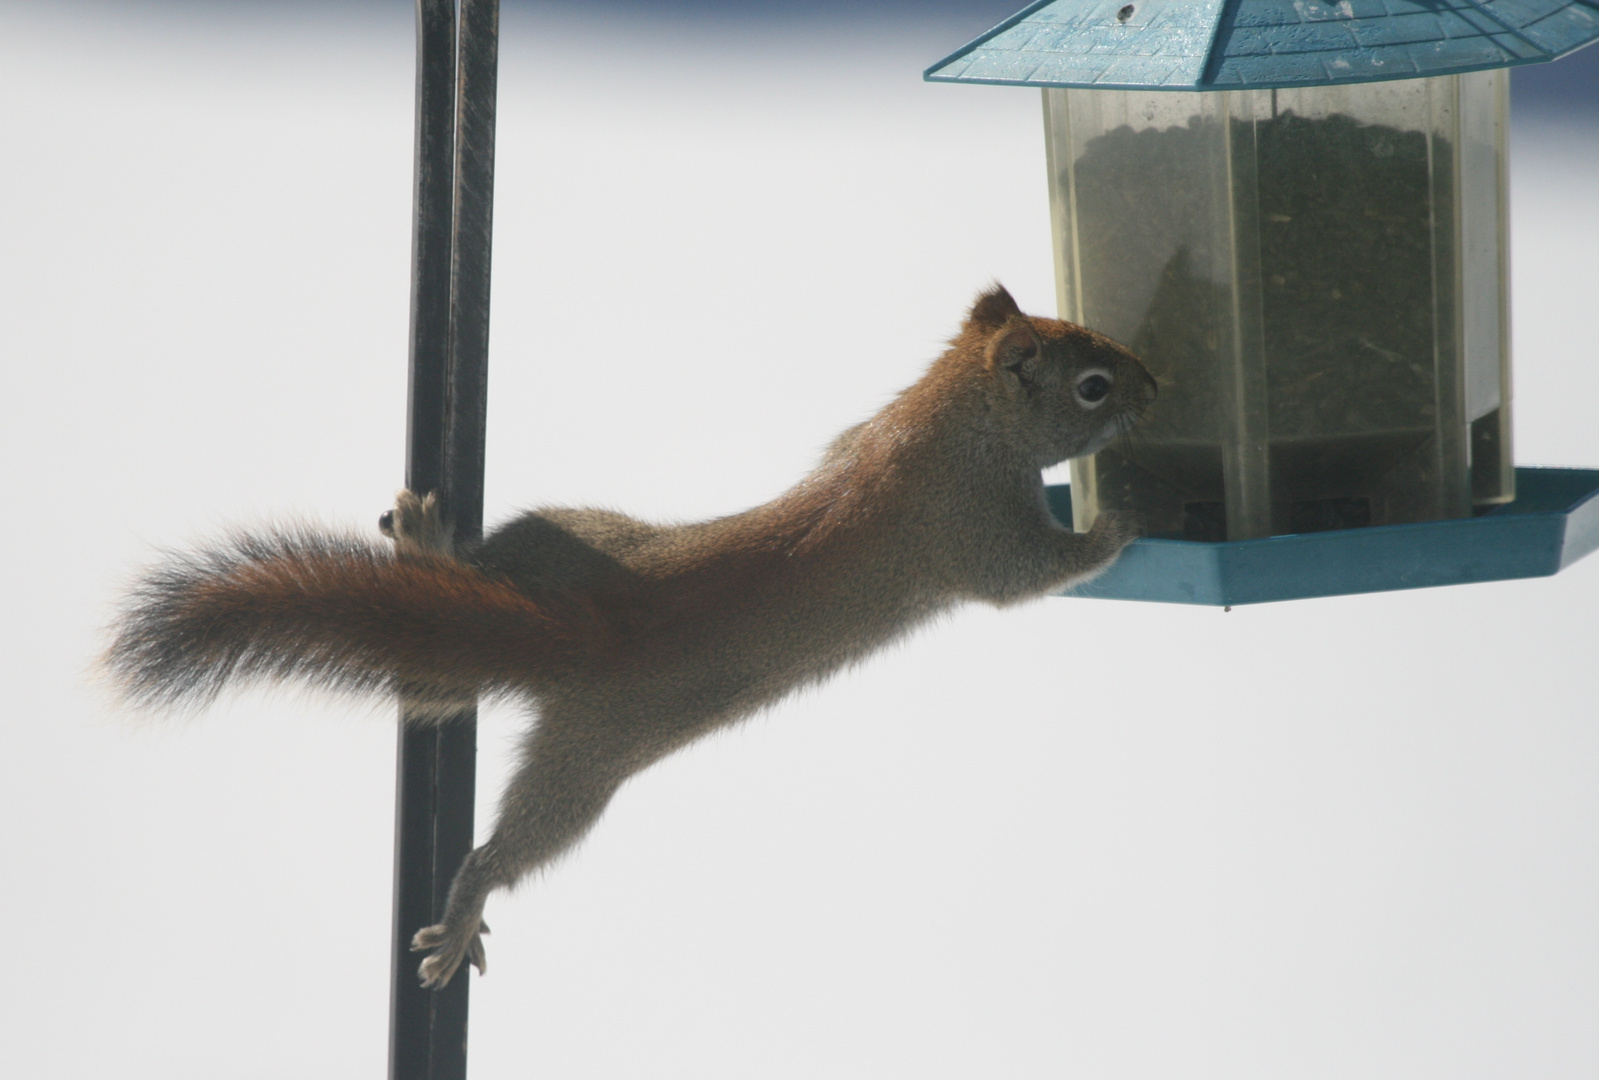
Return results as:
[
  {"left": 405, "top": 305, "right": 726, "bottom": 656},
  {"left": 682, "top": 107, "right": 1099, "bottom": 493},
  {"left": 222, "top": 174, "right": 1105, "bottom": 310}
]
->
[{"left": 928, "top": 0, "right": 1599, "bottom": 605}]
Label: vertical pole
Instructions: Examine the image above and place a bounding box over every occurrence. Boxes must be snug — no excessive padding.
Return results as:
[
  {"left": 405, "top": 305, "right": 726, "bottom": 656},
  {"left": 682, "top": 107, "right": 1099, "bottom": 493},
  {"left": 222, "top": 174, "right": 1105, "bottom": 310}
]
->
[
  {"left": 446, "top": 0, "right": 499, "bottom": 536},
  {"left": 389, "top": 2, "right": 499, "bottom": 1079}
]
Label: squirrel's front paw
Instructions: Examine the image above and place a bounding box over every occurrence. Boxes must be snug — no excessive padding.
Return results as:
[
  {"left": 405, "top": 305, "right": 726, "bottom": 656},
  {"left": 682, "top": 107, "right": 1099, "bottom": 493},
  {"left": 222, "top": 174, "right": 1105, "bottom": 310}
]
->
[
  {"left": 411, "top": 917, "right": 490, "bottom": 990},
  {"left": 1087, "top": 509, "right": 1140, "bottom": 554},
  {"left": 381, "top": 490, "right": 453, "bottom": 558}
]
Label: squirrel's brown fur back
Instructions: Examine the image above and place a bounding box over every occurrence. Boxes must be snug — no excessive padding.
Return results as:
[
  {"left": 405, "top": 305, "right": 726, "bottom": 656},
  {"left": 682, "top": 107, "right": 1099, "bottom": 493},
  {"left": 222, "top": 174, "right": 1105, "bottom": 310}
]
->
[{"left": 106, "top": 285, "right": 1157, "bottom": 989}]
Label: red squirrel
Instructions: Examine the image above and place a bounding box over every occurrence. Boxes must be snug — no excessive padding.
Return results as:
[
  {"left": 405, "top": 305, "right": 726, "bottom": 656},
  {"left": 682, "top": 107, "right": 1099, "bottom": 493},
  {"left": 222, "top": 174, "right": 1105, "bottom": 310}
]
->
[{"left": 107, "top": 285, "right": 1156, "bottom": 988}]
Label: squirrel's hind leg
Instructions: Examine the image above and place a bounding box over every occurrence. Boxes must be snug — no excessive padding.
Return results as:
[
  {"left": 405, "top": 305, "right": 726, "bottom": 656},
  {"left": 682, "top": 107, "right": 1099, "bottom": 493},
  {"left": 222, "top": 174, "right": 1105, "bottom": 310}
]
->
[{"left": 413, "top": 715, "right": 632, "bottom": 989}]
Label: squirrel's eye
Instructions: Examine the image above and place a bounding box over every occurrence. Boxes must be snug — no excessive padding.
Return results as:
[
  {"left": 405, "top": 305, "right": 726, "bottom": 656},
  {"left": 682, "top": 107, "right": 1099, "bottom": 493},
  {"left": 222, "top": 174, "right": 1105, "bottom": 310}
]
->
[{"left": 1077, "top": 373, "right": 1112, "bottom": 403}]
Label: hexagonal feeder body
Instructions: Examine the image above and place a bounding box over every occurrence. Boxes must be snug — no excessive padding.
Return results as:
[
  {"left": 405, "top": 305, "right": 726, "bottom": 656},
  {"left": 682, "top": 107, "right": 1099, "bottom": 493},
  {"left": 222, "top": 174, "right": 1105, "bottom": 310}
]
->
[
  {"left": 928, "top": 0, "right": 1599, "bottom": 543},
  {"left": 1051, "top": 73, "right": 1511, "bottom": 541}
]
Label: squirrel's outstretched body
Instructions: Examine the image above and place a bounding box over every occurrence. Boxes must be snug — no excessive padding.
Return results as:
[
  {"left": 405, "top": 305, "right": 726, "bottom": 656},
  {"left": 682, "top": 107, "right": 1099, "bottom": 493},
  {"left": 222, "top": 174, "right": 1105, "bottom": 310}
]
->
[{"left": 107, "top": 286, "right": 1155, "bottom": 988}]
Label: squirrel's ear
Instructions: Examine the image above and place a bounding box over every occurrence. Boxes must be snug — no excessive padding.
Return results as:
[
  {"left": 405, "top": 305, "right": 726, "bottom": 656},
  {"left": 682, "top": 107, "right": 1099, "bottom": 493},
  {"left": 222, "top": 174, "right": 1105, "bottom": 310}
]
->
[
  {"left": 985, "top": 319, "right": 1043, "bottom": 391},
  {"left": 966, "top": 284, "right": 1023, "bottom": 333}
]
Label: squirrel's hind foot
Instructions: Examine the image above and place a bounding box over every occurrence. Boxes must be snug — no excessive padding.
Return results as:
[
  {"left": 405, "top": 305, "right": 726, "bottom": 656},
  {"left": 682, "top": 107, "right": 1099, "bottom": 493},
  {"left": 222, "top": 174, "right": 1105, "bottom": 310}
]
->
[
  {"left": 381, "top": 489, "right": 454, "bottom": 558},
  {"left": 412, "top": 917, "right": 489, "bottom": 990}
]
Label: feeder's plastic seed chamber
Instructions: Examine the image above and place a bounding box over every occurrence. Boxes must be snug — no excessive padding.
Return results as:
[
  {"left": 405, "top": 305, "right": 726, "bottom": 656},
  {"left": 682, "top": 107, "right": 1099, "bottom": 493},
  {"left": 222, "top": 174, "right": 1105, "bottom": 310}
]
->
[{"left": 1047, "top": 75, "right": 1512, "bottom": 541}]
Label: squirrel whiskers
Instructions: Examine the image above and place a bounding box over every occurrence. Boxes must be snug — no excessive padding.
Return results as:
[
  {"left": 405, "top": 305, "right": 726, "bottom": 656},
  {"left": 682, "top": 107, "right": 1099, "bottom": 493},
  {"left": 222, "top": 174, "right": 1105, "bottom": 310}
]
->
[{"left": 106, "top": 285, "right": 1156, "bottom": 988}]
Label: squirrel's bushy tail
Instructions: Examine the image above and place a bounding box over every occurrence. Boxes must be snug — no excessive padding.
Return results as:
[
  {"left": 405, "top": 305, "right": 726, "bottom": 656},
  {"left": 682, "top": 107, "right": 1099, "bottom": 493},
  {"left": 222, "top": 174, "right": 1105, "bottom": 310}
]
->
[{"left": 106, "top": 526, "right": 592, "bottom": 714}]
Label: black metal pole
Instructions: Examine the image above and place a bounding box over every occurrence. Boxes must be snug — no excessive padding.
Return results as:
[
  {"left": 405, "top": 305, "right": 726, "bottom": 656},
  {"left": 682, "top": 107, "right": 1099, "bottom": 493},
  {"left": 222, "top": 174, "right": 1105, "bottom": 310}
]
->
[
  {"left": 444, "top": 0, "right": 498, "bottom": 532},
  {"left": 389, "top": 2, "right": 499, "bottom": 1078}
]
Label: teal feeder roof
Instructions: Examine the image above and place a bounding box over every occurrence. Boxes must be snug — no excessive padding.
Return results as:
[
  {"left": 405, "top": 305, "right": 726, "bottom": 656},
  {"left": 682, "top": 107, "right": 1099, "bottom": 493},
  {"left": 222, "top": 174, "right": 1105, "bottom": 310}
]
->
[{"left": 924, "top": 0, "right": 1599, "bottom": 90}]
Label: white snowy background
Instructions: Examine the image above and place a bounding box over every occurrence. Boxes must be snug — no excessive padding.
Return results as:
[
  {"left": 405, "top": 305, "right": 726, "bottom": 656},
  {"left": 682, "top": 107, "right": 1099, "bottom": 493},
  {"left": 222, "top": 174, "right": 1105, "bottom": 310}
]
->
[{"left": 2, "top": 1, "right": 1597, "bottom": 1076}]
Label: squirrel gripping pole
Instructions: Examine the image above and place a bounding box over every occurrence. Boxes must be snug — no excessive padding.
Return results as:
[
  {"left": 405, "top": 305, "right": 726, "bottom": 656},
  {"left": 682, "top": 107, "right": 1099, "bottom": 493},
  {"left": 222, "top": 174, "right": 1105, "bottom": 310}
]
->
[
  {"left": 102, "top": 0, "right": 1155, "bottom": 1043},
  {"left": 389, "top": 2, "right": 498, "bottom": 1078}
]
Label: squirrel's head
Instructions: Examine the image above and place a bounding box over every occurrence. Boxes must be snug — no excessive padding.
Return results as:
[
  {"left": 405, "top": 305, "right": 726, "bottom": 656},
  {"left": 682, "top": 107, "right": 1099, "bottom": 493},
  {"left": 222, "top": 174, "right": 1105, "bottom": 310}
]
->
[{"left": 962, "top": 284, "right": 1156, "bottom": 468}]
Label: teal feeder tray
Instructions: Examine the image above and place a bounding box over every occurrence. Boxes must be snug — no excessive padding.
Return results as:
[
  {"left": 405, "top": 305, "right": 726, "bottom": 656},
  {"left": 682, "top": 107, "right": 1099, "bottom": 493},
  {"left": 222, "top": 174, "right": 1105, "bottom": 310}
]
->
[
  {"left": 928, "top": 0, "right": 1599, "bottom": 605},
  {"left": 1047, "top": 468, "right": 1599, "bottom": 605}
]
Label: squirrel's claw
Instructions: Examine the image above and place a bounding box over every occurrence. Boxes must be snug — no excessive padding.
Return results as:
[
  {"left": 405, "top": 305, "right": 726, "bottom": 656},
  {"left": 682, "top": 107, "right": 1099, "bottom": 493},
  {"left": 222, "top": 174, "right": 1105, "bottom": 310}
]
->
[
  {"left": 385, "top": 490, "right": 454, "bottom": 558},
  {"left": 412, "top": 918, "right": 488, "bottom": 990}
]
